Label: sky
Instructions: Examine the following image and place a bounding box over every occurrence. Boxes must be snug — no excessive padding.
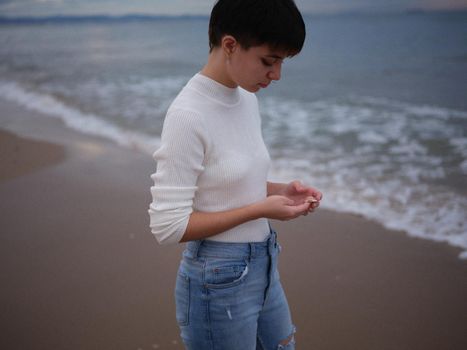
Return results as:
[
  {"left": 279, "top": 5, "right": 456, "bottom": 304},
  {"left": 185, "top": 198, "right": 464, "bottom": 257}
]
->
[{"left": 1, "top": 0, "right": 467, "bottom": 17}]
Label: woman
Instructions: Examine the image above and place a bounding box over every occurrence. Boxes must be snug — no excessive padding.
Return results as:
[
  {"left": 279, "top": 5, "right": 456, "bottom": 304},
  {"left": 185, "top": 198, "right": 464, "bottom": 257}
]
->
[{"left": 148, "top": 1, "right": 322, "bottom": 348}]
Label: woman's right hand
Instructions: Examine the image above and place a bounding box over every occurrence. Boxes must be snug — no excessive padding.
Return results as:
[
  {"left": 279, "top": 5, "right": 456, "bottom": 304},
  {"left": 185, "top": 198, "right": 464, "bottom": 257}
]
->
[{"left": 255, "top": 195, "right": 311, "bottom": 221}]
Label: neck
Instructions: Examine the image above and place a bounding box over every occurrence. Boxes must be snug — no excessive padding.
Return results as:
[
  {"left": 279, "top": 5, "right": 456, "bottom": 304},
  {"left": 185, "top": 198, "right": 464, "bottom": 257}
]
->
[{"left": 200, "top": 49, "right": 237, "bottom": 89}]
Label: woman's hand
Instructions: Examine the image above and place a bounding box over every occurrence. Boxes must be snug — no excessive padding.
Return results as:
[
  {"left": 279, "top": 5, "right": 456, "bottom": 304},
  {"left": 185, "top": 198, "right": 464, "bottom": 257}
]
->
[
  {"left": 280, "top": 180, "right": 323, "bottom": 214},
  {"left": 254, "top": 195, "right": 310, "bottom": 221}
]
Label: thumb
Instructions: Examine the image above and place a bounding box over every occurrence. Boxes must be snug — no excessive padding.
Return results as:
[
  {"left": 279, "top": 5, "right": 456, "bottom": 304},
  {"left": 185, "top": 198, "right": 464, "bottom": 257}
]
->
[
  {"left": 293, "top": 180, "right": 307, "bottom": 193},
  {"left": 292, "top": 202, "right": 310, "bottom": 214}
]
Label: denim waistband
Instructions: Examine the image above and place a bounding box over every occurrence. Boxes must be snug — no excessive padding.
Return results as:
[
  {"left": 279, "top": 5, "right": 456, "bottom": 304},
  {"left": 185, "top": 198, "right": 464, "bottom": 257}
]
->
[{"left": 185, "top": 227, "right": 278, "bottom": 260}]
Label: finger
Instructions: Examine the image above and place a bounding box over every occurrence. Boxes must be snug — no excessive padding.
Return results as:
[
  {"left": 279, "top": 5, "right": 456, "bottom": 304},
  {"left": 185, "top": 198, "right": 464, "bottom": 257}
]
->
[
  {"left": 293, "top": 180, "right": 307, "bottom": 193},
  {"left": 306, "top": 188, "right": 322, "bottom": 200},
  {"left": 297, "top": 202, "right": 311, "bottom": 215},
  {"left": 291, "top": 180, "right": 300, "bottom": 190},
  {"left": 290, "top": 202, "right": 307, "bottom": 214}
]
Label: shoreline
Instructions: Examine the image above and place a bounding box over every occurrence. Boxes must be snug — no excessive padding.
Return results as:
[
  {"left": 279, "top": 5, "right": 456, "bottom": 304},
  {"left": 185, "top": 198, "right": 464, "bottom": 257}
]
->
[{"left": 1, "top": 97, "right": 467, "bottom": 349}]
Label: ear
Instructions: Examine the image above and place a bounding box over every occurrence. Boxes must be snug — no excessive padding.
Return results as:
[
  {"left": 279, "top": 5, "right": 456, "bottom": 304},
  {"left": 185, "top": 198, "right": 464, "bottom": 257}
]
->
[{"left": 221, "top": 35, "right": 238, "bottom": 57}]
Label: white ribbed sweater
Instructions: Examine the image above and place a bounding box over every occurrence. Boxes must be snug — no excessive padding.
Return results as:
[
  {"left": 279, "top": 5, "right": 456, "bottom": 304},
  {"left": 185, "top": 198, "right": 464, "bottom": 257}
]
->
[{"left": 148, "top": 73, "right": 271, "bottom": 244}]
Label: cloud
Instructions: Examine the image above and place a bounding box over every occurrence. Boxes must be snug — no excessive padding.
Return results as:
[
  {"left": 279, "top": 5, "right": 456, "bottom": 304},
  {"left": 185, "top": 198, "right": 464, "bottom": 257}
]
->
[{"left": 295, "top": 0, "right": 455, "bottom": 14}]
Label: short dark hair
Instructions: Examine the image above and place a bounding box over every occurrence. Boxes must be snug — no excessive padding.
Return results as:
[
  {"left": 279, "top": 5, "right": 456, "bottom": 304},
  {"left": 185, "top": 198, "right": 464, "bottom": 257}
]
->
[{"left": 208, "top": 0, "right": 306, "bottom": 56}]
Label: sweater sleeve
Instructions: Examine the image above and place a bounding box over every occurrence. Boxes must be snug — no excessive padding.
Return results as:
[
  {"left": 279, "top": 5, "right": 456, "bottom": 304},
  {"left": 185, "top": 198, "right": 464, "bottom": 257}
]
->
[{"left": 148, "top": 108, "right": 207, "bottom": 244}]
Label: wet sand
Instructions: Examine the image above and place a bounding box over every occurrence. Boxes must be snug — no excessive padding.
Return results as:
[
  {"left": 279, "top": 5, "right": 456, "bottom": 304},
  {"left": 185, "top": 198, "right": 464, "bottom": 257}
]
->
[
  {"left": 1, "top": 98, "right": 466, "bottom": 349},
  {"left": 0, "top": 129, "right": 65, "bottom": 182}
]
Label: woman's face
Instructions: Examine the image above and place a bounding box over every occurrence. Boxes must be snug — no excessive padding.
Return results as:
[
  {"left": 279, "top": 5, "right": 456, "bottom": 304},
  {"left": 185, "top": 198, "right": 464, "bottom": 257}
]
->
[{"left": 226, "top": 42, "right": 288, "bottom": 93}]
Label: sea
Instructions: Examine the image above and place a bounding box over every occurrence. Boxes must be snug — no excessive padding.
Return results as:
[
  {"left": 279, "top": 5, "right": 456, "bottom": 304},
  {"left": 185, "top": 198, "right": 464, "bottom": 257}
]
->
[{"left": 1, "top": 12, "right": 466, "bottom": 258}]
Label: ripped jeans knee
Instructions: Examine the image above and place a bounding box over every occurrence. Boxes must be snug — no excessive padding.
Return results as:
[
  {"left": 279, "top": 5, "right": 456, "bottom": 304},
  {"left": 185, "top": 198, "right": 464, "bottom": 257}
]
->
[{"left": 277, "top": 325, "right": 296, "bottom": 349}]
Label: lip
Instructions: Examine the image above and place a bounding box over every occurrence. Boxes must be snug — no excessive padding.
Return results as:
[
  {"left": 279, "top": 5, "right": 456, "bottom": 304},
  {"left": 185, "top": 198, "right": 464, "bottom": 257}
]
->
[{"left": 258, "top": 82, "right": 270, "bottom": 88}]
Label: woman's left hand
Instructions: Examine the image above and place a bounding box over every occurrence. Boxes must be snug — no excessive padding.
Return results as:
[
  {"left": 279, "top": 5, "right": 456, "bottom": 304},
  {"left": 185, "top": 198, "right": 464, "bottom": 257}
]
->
[{"left": 281, "top": 180, "right": 323, "bottom": 214}]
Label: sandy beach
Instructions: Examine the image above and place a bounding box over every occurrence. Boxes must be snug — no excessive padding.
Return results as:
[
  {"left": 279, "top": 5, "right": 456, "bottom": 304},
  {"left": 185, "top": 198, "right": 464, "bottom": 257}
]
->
[{"left": 1, "top": 97, "right": 467, "bottom": 350}]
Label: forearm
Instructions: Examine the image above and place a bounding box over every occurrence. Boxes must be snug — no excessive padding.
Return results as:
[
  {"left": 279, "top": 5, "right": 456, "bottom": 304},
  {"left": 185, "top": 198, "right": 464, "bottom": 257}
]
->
[
  {"left": 180, "top": 181, "right": 315, "bottom": 242},
  {"left": 267, "top": 181, "right": 287, "bottom": 196},
  {"left": 180, "top": 203, "right": 263, "bottom": 242}
]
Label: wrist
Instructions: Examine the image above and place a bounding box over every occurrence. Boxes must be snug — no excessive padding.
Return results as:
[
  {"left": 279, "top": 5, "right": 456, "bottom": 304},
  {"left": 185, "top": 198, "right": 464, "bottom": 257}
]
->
[{"left": 247, "top": 201, "right": 265, "bottom": 220}]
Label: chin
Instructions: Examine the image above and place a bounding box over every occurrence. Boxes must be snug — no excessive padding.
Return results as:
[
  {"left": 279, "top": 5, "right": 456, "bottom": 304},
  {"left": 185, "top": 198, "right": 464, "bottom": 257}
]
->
[{"left": 243, "top": 85, "right": 261, "bottom": 93}]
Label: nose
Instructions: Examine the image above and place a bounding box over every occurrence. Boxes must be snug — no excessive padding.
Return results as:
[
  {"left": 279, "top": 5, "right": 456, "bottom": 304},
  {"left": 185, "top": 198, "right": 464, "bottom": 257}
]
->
[{"left": 267, "top": 62, "right": 282, "bottom": 81}]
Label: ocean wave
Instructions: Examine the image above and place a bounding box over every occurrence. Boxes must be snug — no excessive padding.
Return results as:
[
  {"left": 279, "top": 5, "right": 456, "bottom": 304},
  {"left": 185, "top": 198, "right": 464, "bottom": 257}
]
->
[
  {"left": 0, "top": 79, "right": 161, "bottom": 154},
  {"left": 261, "top": 95, "right": 467, "bottom": 259},
  {"left": 39, "top": 75, "right": 188, "bottom": 132}
]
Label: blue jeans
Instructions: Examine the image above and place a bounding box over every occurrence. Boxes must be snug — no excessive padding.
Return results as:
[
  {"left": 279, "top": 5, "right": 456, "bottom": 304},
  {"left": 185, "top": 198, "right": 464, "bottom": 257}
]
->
[{"left": 175, "top": 226, "right": 296, "bottom": 350}]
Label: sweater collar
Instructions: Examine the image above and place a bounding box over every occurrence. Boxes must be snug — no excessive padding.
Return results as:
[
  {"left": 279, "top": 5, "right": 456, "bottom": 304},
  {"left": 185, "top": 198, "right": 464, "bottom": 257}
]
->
[{"left": 188, "top": 72, "right": 241, "bottom": 106}]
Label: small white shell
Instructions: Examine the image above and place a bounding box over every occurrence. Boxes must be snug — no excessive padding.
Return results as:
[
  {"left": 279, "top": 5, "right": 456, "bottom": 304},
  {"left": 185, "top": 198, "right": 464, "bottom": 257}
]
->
[{"left": 306, "top": 197, "right": 318, "bottom": 203}]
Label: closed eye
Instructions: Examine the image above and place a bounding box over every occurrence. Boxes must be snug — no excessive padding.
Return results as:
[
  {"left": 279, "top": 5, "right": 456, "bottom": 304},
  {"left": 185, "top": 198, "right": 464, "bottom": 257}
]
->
[{"left": 261, "top": 58, "right": 274, "bottom": 67}]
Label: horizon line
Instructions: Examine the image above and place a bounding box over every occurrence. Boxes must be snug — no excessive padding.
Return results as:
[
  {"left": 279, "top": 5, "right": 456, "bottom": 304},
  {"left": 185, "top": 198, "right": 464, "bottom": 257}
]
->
[{"left": 1, "top": 8, "right": 466, "bottom": 22}]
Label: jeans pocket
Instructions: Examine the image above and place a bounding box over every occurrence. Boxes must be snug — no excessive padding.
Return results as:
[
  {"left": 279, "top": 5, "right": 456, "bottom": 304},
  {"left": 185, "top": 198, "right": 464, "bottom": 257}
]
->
[
  {"left": 204, "top": 258, "right": 249, "bottom": 289},
  {"left": 175, "top": 272, "right": 190, "bottom": 326}
]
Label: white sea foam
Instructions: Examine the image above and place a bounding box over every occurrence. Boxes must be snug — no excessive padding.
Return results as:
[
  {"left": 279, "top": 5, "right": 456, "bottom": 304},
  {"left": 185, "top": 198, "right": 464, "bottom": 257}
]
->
[
  {"left": 40, "top": 75, "right": 188, "bottom": 130},
  {"left": 261, "top": 95, "right": 467, "bottom": 259},
  {"left": 450, "top": 137, "right": 467, "bottom": 174},
  {"left": 0, "top": 80, "right": 161, "bottom": 155}
]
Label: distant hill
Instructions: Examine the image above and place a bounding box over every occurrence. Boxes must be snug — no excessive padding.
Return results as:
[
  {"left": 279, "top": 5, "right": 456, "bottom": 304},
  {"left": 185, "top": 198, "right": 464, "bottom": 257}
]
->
[
  {"left": 0, "top": 14, "right": 209, "bottom": 24},
  {"left": 1, "top": 9, "right": 466, "bottom": 24}
]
